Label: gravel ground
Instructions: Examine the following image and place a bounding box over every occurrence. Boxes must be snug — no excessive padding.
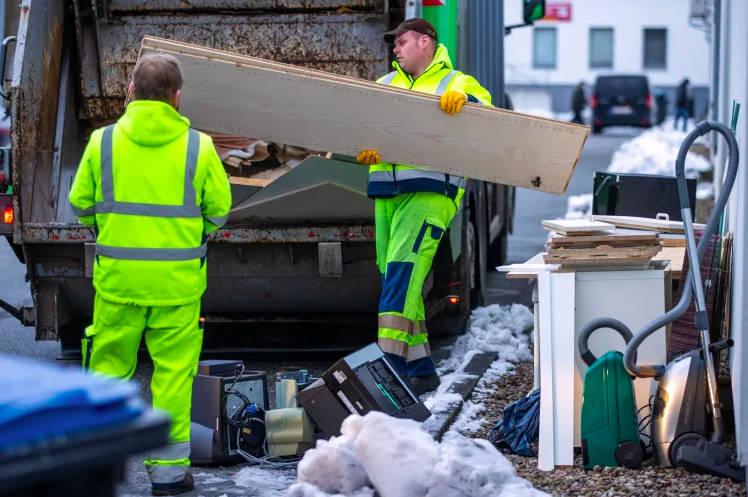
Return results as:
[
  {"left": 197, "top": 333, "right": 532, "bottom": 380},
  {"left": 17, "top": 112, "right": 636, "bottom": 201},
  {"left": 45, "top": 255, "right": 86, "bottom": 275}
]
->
[{"left": 470, "top": 353, "right": 747, "bottom": 497}]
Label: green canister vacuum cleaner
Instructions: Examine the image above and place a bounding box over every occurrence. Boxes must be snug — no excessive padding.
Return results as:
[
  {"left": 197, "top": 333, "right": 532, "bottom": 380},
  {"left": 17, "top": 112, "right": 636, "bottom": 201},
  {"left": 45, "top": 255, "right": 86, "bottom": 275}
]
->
[
  {"left": 578, "top": 320, "right": 642, "bottom": 469},
  {"left": 580, "top": 121, "right": 744, "bottom": 481}
]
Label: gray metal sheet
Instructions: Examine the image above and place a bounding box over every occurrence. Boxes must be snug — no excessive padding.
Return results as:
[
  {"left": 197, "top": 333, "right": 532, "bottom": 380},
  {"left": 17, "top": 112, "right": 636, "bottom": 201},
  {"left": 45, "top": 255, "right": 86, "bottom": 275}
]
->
[
  {"left": 229, "top": 156, "right": 372, "bottom": 224},
  {"left": 88, "top": 12, "right": 389, "bottom": 120},
  {"left": 232, "top": 156, "right": 368, "bottom": 208},
  {"left": 228, "top": 182, "right": 373, "bottom": 225}
]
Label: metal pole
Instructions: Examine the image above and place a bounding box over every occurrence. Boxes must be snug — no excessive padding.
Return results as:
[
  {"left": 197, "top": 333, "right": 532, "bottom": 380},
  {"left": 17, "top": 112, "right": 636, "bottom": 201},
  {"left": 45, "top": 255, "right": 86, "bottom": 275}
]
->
[
  {"left": 712, "top": 0, "right": 723, "bottom": 196},
  {"left": 497, "top": 0, "right": 505, "bottom": 109},
  {"left": 405, "top": 0, "right": 422, "bottom": 20}
]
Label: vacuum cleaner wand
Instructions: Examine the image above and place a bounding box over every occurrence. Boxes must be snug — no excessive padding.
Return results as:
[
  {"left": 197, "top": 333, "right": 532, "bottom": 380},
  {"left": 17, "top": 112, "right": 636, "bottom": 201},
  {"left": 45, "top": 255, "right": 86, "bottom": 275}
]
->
[
  {"left": 617, "top": 121, "right": 743, "bottom": 480},
  {"left": 622, "top": 121, "right": 739, "bottom": 384}
]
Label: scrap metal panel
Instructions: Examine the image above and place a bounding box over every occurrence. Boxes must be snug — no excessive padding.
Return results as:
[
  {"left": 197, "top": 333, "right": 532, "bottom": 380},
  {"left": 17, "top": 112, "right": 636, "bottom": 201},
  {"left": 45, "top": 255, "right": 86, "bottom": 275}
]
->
[
  {"left": 83, "top": 12, "right": 390, "bottom": 121},
  {"left": 10, "top": 0, "right": 67, "bottom": 225}
]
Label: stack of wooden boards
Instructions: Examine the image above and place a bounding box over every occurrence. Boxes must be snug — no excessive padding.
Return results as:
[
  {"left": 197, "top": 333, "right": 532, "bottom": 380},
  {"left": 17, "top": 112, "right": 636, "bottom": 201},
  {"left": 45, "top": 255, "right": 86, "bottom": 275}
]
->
[
  {"left": 542, "top": 220, "right": 663, "bottom": 269},
  {"left": 137, "top": 36, "right": 590, "bottom": 196}
]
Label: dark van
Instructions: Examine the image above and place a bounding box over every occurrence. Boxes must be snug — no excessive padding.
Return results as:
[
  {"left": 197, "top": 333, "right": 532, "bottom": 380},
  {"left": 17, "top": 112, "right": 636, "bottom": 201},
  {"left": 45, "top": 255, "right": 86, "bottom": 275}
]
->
[{"left": 591, "top": 75, "right": 652, "bottom": 134}]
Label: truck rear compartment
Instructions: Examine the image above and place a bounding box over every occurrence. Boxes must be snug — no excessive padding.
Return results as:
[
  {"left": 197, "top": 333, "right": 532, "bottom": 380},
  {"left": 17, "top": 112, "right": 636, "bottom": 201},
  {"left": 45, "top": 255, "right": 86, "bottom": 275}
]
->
[{"left": 4, "top": 0, "right": 507, "bottom": 355}]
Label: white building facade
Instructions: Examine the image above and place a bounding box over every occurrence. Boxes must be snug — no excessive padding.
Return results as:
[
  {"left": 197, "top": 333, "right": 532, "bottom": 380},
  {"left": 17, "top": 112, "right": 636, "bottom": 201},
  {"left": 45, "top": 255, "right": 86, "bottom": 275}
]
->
[
  {"left": 713, "top": 0, "right": 748, "bottom": 470},
  {"left": 503, "top": 0, "right": 712, "bottom": 115}
]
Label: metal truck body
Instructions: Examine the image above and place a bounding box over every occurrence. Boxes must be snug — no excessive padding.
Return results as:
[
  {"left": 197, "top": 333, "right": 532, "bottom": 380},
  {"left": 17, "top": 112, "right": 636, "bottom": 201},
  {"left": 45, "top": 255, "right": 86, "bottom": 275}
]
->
[{"left": 0, "top": 0, "right": 514, "bottom": 355}]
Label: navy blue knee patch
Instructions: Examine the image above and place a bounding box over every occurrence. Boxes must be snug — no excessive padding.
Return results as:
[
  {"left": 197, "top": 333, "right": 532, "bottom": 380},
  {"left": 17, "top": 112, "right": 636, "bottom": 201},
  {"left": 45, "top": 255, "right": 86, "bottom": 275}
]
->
[{"left": 379, "top": 262, "right": 414, "bottom": 313}]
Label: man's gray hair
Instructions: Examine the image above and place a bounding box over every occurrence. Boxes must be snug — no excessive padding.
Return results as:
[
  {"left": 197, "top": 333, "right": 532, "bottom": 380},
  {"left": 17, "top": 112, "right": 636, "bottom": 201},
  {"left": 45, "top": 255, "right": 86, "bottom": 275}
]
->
[{"left": 131, "top": 53, "right": 184, "bottom": 102}]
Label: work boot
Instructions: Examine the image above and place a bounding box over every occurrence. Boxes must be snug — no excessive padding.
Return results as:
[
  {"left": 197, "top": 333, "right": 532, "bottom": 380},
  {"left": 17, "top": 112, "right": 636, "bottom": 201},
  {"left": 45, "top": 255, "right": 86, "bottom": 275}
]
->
[
  {"left": 151, "top": 474, "right": 195, "bottom": 496},
  {"left": 409, "top": 372, "right": 441, "bottom": 396}
]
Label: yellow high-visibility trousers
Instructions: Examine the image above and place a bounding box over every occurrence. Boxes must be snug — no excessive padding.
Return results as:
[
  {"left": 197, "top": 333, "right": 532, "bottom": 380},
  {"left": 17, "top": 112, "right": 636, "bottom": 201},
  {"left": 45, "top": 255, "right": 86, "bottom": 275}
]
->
[{"left": 82, "top": 294, "right": 202, "bottom": 485}]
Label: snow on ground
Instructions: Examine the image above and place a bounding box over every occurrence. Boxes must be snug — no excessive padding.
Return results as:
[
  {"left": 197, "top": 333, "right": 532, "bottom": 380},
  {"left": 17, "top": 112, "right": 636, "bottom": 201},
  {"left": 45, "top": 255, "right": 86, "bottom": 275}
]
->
[
  {"left": 284, "top": 304, "right": 540, "bottom": 497},
  {"left": 560, "top": 120, "right": 713, "bottom": 220},
  {"left": 234, "top": 466, "right": 298, "bottom": 496},
  {"left": 607, "top": 125, "right": 711, "bottom": 178},
  {"left": 288, "top": 411, "right": 547, "bottom": 497}
]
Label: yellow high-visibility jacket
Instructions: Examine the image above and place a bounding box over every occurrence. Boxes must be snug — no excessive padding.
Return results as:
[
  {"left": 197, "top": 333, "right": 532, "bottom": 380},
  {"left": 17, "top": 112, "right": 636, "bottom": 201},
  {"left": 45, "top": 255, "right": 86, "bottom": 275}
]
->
[
  {"left": 367, "top": 43, "right": 492, "bottom": 206},
  {"left": 69, "top": 100, "right": 232, "bottom": 306}
]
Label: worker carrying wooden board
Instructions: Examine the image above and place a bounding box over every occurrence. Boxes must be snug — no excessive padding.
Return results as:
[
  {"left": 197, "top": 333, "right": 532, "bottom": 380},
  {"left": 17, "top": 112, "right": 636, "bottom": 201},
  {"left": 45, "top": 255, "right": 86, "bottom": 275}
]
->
[{"left": 356, "top": 18, "right": 492, "bottom": 396}]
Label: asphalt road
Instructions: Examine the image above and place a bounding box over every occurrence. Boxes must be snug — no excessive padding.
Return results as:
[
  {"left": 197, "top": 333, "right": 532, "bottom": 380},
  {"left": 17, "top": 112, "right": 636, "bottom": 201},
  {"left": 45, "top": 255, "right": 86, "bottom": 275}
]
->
[{"left": 0, "top": 131, "right": 632, "bottom": 496}]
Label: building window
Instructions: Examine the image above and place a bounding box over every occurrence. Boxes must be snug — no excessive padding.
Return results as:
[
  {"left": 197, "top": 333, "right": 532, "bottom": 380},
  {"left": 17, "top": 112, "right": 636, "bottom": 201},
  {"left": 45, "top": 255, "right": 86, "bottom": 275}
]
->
[
  {"left": 589, "top": 28, "right": 614, "bottom": 69},
  {"left": 533, "top": 27, "right": 557, "bottom": 69},
  {"left": 643, "top": 28, "right": 667, "bottom": 70}
]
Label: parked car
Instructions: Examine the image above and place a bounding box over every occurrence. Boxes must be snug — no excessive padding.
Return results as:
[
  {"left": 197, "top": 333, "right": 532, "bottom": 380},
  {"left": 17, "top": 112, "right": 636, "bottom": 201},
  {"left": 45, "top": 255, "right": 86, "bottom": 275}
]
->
[{"left": 590, "top": 75, "right": 653, "bottom": 134}]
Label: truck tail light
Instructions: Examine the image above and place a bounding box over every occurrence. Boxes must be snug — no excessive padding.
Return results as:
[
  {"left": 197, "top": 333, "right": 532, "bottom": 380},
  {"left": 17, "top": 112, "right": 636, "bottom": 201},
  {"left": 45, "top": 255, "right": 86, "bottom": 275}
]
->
[
  {"left": 590, "top": 94, "right": 598, "bottom": 109},
  {"left": 3, "top": 206, "right": 12, "bottom": 224},
  {"left": 646, "top": 94, "right": 653, "bottom": 109}
]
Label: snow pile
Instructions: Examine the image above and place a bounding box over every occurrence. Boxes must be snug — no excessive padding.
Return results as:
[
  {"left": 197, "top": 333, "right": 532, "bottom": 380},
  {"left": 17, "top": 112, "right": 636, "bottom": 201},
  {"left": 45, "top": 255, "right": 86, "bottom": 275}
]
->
[
  {"left": 448, "top": 360, "right": 515, "bottom": 435},
  {"left": 514, "top": 108, "right": 573, "bottom": 122},
  {"left": 437, "top": 304, "right": 534, "bottom": 374},
  {"left": 697, "top": 181, "right": 714, "bottom": 200},
  {"left": 562, "top": 193, "right": 593, "bottom": 221},
  {"left": 561, "top": 124, "right": 713, "bottom": 221},
  {"left": 287, "top": 304, "right": 540, "bottom": 497},
  {"left": 607, "top": 126, "right": 711, "bottom": 178},
  {"left": 286, "top": 412, "right": 547, "bottom": 497}
]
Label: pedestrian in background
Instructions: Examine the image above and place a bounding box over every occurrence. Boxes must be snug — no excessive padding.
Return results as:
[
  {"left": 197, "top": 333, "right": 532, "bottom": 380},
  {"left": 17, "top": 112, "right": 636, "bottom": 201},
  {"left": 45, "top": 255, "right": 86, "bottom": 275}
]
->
[
  {"left": 571, "top": 81, "right": 587, "bottom": 125},
  {"left": 69, "top": 53, "right": 232, "bottom": 496},
  {"left": 675, "top": 78, "right": 690, "bottom": 132}
]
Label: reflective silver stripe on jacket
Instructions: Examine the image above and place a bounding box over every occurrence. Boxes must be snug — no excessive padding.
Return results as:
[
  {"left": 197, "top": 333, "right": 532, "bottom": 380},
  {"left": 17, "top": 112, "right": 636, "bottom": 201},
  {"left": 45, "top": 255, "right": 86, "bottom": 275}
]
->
[
  {"left": 380, "top": 71, "right": 398, "bottom": 85},
  {"left": 435, "top": 70, "right": 458, "bottom": 96},
  {"left": 381, "top": 69, "right": 457, "bottom": 95},
  {"left": 96, "top": 243, "right": 208, "bottom": 261},
  {"left": 96, "top": 125, "right": 206, "bottom": 261},
  {"left": 99, "top": 125, "right": 201, "bottom": 218},
  {"left": 368, "top": 170, "right": 395, "bottom": 182},
  {"left": 205, "top": 214, "right": 229, "bottom": 226},
  {"left": 396, "top": 169, "right": 465, "bottom": 188},
  {"left": 71, "top": 205, "right": 96, "bottom": 217}
]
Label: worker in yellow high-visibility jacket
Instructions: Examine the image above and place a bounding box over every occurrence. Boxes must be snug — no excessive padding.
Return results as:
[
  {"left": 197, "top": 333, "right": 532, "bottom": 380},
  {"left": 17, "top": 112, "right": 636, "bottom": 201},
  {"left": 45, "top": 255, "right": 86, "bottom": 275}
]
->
[
  {"left": 69, "top": 53, "right": 232, "bottom": 496},
  {"left": 357, "top": 18, "right": 492, "bottom": 396}
]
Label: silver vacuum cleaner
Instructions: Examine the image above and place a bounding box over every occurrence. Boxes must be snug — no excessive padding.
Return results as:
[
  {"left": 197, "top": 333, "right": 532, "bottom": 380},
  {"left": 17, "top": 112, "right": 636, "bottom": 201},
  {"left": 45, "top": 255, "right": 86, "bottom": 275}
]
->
[{"left": 582, "top": 121, "right": 745, "bottom": 481}]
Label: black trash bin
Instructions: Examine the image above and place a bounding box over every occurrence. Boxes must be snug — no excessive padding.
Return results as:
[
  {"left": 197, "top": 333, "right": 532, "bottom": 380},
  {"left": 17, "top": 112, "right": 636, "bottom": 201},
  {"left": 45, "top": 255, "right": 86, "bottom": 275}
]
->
[{"left": 0, "top": 354, "right": 170, "bottom": 497}]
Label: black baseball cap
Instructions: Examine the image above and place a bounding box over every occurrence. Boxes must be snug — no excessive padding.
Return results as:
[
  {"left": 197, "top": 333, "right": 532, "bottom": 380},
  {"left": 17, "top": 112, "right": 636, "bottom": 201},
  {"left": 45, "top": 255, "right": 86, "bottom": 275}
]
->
[{"left": 383, "top": 18, "right": 438, "bottom": 44}]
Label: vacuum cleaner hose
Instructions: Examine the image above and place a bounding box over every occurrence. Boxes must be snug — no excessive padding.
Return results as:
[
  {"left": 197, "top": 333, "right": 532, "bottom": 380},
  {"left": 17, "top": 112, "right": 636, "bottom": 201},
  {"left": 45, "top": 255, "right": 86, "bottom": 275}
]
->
[
  {"left": 578, "top": 317, "right": 636, "bottom": 367},
  {"left": 622, "top": 121, "right": 739, "bottom": 379}
]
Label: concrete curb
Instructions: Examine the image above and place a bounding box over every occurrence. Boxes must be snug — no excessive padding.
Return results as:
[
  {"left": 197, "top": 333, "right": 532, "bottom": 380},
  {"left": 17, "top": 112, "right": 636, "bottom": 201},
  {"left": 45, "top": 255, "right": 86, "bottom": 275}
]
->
[{"left": 425, "top": 351, "right": 499, "bottom": 441}]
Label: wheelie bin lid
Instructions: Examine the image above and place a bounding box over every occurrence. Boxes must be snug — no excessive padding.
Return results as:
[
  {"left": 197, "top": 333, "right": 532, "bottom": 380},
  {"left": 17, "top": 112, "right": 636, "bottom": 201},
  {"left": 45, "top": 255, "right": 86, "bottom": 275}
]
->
[{"left": 0, "top": 353, "right": 144, "bottom": 450}]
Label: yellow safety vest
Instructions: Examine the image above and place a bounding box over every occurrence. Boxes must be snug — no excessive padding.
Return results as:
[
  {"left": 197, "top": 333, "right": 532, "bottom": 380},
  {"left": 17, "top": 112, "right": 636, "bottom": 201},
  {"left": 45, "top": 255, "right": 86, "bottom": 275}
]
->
[
  {"left": 367, "top": 43, "right": 492, "bottom": 205},
  {"left": 69, "top": 100, "right": 232, "bottom": 306}
]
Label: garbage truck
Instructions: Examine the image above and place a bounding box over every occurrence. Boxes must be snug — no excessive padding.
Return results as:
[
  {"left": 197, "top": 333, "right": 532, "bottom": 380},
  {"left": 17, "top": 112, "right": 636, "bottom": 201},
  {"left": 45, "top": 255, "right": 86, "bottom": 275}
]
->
[{"left": 0, "top": 0, "right": 544, "bottom": 357}]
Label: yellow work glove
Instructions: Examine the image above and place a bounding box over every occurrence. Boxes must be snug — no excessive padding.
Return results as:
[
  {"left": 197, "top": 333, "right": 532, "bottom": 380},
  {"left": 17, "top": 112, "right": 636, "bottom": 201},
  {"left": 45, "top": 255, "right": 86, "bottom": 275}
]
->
[
  {"left": 440, "top": 90, "right": 467, "bottom": 116},
  {"left": 356, "top": 150, "right": 381, "bottom": 165}
]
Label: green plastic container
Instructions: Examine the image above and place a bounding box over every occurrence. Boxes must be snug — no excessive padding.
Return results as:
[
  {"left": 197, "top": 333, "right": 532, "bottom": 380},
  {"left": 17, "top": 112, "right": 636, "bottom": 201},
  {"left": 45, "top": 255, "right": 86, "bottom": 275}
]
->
[{"left": 581, "top": 351, "right": 643, "bottom": 469}]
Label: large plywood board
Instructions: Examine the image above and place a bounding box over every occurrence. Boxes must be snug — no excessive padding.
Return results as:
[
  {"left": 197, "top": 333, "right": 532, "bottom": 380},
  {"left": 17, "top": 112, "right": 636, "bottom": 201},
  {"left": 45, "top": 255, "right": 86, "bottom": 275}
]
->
[
  {"left": 140, "top": 37, "right": 589, "bottom": 195},
  {"left": 590, "top": 215, "right": 706, "bottom": 234},
  {"left": 542, "top": 219, "right": 615, "bottom": 235}
]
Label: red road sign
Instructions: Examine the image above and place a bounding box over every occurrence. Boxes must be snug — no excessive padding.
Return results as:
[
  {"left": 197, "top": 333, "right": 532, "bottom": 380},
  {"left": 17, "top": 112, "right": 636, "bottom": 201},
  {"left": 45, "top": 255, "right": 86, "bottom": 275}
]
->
[
  {"left": 423, "top": 0, "right": 446, "bottom": 6},
  {"left": 544, "top": 2, "right": 572, "bottom": 22}
]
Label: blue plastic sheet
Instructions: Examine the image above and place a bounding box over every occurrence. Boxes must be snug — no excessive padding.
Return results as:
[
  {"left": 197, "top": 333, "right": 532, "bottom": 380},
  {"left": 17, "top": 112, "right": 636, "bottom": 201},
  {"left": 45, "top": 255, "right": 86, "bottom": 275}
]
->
[
  {"left": 0, "top": 354, "right": 144, "bottom": 450},
  {"left": 489, "top": 389, "right": 540, "bottom": 456}
]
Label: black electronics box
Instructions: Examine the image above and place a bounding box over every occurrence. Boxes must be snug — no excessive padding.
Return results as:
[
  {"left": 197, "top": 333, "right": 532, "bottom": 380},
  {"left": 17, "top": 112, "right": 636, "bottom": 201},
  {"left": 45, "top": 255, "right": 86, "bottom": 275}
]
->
[
  {"left": 296, "top": 378, "right": 350, "bottom": 437},
  {"left": 298, "top": 343, "right": 431, "bottom": 437},
  {"left": 190, "top": 360, "right": 268, "bottom": 465},
  {"left": 592, "top": 171, "right": 697, "bottom": 222}
]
